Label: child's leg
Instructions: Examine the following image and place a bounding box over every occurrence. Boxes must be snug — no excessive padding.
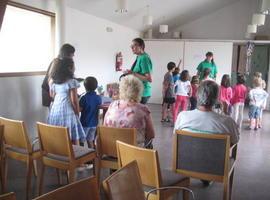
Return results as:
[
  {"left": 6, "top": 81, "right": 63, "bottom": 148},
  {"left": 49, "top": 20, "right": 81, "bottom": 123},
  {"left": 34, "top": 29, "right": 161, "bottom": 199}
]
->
[
  {"left": 173, "top": 96, "right": 181, "bottom": 122},
  {"left": 181, "top": 96, "right": 188, "bottom": 111},
  {"left": 169, "top": 102, "right": 175, "bottom": 121},
  {"left": 238, "top": 103, "right": 244, "bottom": 129},
  {"left": 250, "top": 118, "right": 255, "bottom": 129},
  {"left": 87, "top": 140, "right": 94, "bottom": 149},
  {"left": 232, "top": 103, "right": 239, "bottom": 123},
  {"left": 162, "top": 101, "right": 168, "bottom": 121},
  {"left": 259, "top": 109, "right": 263, "bottom": 128}
]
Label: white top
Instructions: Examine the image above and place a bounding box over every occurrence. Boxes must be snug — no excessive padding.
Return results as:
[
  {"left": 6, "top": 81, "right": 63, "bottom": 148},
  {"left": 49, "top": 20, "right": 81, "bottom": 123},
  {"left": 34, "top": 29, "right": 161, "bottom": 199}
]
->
[
  {"left": 174, "top": 109, "right": 240, "bottom": 144},
  {"left": 175, "top": 80, "right": 191, "bottom": 96},
  {"left": 249, "top": 87, "right": 268, "bottom": 107}
]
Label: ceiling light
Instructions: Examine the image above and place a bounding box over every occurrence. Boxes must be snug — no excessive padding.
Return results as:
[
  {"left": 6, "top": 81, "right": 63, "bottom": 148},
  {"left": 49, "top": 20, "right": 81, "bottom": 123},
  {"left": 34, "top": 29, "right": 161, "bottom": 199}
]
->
[
  {"left": 159, "top": 25, "right": 168, "bottom": 33},
  {"left": 143, "top": 5, "right": 153, "bottom": 26},
  {"left": 115, "top": 0, "right": 127, "bottom": 13},
  {"left": 247, "top": 24, "right": 257, "bottom": 33},
  {"left": 252, "top": 14, "right": 265, "bottom": 26}
]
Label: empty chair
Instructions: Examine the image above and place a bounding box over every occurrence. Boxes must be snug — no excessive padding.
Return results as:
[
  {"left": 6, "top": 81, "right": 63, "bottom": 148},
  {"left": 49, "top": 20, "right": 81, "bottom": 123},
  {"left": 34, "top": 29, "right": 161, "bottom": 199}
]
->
[
  {"left": 33, "top": 176, "right": 99, "bottom": 200},
  {"left": 116, "top": 141, "right": 190, "bottom": 200},
  {"left": 36, "top": 122, "right": 97, "bottom": 195},
  {"left": 0, "top": 192, "right": 16, "bottom": 200},
  {"left": 96, "top": 126, "right": 136, "bottom": 182},
  {"left": 173, "top": 130, "right": 237, "bottom": 200},
  {"left": 0, "top": 117, "right": 40, "bottom": 200}
]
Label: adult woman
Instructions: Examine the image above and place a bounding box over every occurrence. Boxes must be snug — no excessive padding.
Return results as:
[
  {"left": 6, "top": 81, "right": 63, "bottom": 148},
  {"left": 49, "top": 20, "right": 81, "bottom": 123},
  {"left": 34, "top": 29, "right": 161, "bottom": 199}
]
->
[
  {"left": 197, "top": 52, "right": 217, "bottom": 81},
  {"left": 127, "top": 38, "right": 153, "bottom": 104},
  {"left": 104, "top": 75, "right": 155, "bottom": 147},
  {"left": 48, "top": 58, "right": 85, "bottom": 145}
]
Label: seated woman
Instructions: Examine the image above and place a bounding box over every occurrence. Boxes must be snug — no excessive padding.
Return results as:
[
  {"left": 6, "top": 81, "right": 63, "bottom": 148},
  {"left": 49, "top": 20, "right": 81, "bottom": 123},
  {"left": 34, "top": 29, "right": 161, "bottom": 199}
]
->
[{"left": 103, "top": 75, "right": 155, "bottom": 147}]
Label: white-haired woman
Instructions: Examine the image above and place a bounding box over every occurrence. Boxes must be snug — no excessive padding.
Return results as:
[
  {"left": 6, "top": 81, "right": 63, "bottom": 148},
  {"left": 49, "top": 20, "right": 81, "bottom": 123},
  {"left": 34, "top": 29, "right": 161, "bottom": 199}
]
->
[{"left": 104, "top": 75, "right": 155, "bottom": 147}]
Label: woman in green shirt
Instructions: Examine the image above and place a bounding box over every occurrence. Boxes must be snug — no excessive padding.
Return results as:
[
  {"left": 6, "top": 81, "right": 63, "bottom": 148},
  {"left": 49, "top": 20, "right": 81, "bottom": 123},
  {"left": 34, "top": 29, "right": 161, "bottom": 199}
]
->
[
  {"left": 197, "top": 52, "right": 217, "bottom": 81},
  {"left": 127, "top": 38, "right": 153, "bottom": 104}
]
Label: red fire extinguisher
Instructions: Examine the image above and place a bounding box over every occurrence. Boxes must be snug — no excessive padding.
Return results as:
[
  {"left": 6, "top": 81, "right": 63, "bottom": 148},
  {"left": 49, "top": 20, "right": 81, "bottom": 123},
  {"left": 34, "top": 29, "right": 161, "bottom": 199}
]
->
[{"left": 116, "top": 52, "right": 123, "bottom": 71}]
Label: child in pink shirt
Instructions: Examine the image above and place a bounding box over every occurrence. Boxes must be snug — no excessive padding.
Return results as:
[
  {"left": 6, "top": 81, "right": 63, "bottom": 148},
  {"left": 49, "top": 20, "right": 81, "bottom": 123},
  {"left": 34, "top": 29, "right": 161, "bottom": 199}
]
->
[
  {"left": 190, "top": 75, "right": 199, "bottom": 110},
  {"left": 231, "top": 74, "right": 247, "bottom": 129},
  {"left": 219, "top": 74, "right": 233, "bottom": 115}
]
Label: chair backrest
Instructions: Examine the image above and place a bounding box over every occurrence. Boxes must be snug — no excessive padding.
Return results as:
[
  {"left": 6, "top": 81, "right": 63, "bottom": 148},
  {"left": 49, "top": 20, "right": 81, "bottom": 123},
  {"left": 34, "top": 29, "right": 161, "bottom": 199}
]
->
[
  {"left": 0, "top": 192, "right": 16, "bottom": 200},
  {"left": 37, "top": 122, "right": 74, "bottom": 158},
  {"left": 117, "top": 141, "right": 161, "bottom": 188},
  {"left": 0, "top": 117, "right": 31, "bottom": 151},
  {"left": 33, "top": 176, "right": 100, "bottom": 200},
  {"left": 103, "top": 160, "right": 145, "bottom": 200},
  {"left": 173, "top": 130, "right": 230, "bottom": 181},
  {"left": 97, "top": 126, "right": 136, "bottom": 157}
]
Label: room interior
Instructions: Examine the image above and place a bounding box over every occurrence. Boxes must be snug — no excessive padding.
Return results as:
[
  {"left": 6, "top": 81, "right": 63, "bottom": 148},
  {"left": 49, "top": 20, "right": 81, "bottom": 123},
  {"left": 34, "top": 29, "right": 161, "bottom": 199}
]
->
[{"left": 0, "top": 0, "right": 270, "bottom": 199}]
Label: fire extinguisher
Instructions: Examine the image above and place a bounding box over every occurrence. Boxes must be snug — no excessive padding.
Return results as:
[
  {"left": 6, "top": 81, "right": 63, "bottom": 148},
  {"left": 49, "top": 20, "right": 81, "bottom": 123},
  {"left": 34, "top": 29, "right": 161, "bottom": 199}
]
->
[{"left": 116, "top": 52, "right": 123, "bottom": 71}]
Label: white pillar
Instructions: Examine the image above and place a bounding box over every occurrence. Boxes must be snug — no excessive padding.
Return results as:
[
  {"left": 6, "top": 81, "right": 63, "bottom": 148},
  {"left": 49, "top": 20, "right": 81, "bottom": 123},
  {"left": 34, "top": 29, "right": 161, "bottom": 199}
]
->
[{"left": 55, "top": 0, "right": 66, "bottom": 55}]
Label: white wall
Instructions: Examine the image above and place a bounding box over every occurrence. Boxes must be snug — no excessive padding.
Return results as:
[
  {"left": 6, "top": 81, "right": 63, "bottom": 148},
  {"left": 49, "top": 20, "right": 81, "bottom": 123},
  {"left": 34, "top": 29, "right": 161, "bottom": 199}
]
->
[
  {"left": 174, "top": 0, "right": 266, "bottom": 40},
  {"left": 0, "top": 2, "right": 139, "bottom": 137}
]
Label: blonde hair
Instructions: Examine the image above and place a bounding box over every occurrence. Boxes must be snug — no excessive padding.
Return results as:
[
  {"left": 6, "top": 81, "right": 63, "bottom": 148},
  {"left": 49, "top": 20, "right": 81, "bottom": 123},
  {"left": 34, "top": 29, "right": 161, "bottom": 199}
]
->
[
  {"left": 254, "top": 72, "right": 262, "bottom": 78},
  {"left": 253, "top": 77, "right": 262, "bottom": 88},
  {"left": 119, "top": 75, "right": 143, "bottom": 102}
]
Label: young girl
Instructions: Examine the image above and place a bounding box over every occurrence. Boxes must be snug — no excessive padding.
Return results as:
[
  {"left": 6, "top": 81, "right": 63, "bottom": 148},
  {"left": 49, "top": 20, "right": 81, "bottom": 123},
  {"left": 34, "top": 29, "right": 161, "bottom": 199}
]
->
[
  {"left": 231, "top": 74, "right": 247, "bottom": 129},
  {"left": 173, "top": 70, "right": 192, "bottom": 122},
  {"left": 248, "top": 78, "right": 268, "bottom": 130},
  {"left": 190, "top": 75, "right": 199, "bottom": 110},
  {"left": 219, "top": 74, "right": 233, "bottom": 115},
  {"left": 201, "top": 68, "right": 215, "bottom": 82},
  {"left": 48, "top": 58, "right": 85, "bottom": 145}
]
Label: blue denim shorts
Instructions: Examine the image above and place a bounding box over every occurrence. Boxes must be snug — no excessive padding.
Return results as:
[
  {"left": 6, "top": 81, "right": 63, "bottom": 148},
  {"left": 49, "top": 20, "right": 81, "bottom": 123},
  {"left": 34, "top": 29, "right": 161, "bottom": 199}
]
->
[
  {"left": 249, "top": 105, "right": 261, "bottom": 119},
  {"left": 83, "top": 127, "right": 97, "bottom": 141}
]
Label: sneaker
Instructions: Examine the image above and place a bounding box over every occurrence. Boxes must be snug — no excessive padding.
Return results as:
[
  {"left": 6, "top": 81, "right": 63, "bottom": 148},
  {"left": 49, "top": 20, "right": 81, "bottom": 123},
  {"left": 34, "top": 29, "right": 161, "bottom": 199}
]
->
[
  {"left": 254, "top": 127, "right": 258, "bottom": 131},
  {"left": 165, "top": 118, "right": 171, "bottom": 122},
  {"left": 161, "top": 119, "right": 166, "bottom": 123}
]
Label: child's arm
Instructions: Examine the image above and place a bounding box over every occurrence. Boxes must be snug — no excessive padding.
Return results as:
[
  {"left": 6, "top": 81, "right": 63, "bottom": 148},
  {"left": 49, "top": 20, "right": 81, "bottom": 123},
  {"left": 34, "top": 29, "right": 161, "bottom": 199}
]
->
[{"left": 70, "top": 88, "right": 80, "bottom": 115}]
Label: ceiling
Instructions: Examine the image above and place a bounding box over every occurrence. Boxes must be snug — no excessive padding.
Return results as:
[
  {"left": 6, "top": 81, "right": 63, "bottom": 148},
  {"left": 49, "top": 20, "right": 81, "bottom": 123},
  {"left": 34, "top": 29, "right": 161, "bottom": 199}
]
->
[{"left": 66, "top": 0, "right": 239, "bottom": 33}]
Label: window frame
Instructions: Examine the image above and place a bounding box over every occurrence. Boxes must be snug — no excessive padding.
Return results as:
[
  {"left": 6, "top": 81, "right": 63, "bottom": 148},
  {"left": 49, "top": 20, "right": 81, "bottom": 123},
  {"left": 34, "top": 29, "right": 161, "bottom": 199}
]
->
[{"left": 0, "top": 1, "right": 55, "bottom": 77}]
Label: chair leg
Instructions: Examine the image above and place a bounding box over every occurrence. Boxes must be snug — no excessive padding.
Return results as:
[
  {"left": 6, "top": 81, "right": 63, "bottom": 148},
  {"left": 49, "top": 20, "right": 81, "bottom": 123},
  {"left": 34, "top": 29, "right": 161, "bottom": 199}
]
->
[
  {"left": 67, "top": 169, "right": 75, "bottom": 183},
  {"left": 223, "top": 178, "right": 229, "bottom": 200},
  {"left": 33, "top": 160, "right": 38, "bottom": 177},
  {"left": 56, "top": 169, "right": 62, "bottom": 185},
  {"left": 97, "top": 158, "right": 101, "bottom": 185},
  {"left": 183, "top": 179, "right": 190, "bottom": 200},
  {"left": 38, "top": 164, "right": 45, "bottom": 196},
  {"left": 229, "top": 170, "right": 235, "bottom": 200},
  {"left": 0, "top": 157, "right": 5, "bottom": 193},
  {"left": 3, "top": 157, "right": 8, "bottom": 194},
  {"left": 26, "top": 158, "right": 33, "bottom": 200}
]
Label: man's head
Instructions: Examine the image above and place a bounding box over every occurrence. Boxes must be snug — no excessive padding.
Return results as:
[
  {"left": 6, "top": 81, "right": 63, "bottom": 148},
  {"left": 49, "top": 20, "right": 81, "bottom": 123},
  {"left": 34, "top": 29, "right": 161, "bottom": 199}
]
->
[{"left": 197, "top": 80, "right": 219, "bottom": 109}]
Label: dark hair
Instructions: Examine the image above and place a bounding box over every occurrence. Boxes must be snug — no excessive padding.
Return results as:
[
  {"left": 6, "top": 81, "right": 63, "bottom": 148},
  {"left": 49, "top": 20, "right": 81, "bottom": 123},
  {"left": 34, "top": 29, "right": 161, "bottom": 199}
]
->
[
  {"left": 167, "top": 62, "right": 176, "bottom": 71},
  {"left": 180, "top": 70, "right": 189, "bottom": 82},
  {"left": 237, "top": 74, "right": 246, "bottom": 84},
  {"left": 203, "top": 68, "right": 211, "bottom": 79},
  {"left": 59, "top": 44, "right": 75, "bottom": 58},
  {"left": 50, "top": 58, "right": 74, "bottom": 84},
  {"left": 132, "top": 38, "right": 145, "bottom": 50},
  {"left": 84, "top": 76, "right": 98, "bottom": 92},
  {"left": 206, "top": 52, "right": 213, "bottom": 57},
  {"left": 221, "top": 74, "right": 230, "bottom": 88},
  {"left": 191, "top": 75, "right": 199, "bottom": 84},
  {"left": 172, "top": 67, "right": 180, "bottom": 76}
]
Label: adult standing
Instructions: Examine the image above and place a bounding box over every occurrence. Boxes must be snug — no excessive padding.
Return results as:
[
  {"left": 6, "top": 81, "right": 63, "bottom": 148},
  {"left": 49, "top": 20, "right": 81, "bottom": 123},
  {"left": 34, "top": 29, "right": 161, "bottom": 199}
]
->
[
  {"left": 42, "top": 44, "right": 75, "bottom": 107},
  {"left": 197, "top": 52, "right": 217, "bottom": 81},
  {"left": 127, "top": 38, "right": 153, "bottom": 104}
]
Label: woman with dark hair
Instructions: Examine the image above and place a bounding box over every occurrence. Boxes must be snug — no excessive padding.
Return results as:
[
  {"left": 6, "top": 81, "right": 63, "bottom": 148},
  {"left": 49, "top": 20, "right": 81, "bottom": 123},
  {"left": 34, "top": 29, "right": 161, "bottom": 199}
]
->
[
  {"left": 48, "top": 58, "right": 85, "bottom": 145},
  {"left": 219, "top": 74, "right": 233, "bottom": 115},
  {"left": 126, "top": 38, "right": 153, "bottom": 104},
  {"left": 42, "top": 43, "right": 75, "bottom": 107},
  {"left": 173, "top": 70, "right": 192, "bottom": 122},
  {"left": 197, "top": 52, "right": 217, "bottom": 81}
]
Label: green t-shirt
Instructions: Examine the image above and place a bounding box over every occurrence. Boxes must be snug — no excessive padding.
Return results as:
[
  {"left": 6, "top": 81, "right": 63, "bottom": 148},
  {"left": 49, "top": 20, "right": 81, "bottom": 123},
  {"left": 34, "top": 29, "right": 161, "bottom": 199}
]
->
[
  {"left": 197, "top": 60, "right": 217, "bottom": 80},
  {"left": 132, "top": 53, "right": 153, "bottom": 97}
]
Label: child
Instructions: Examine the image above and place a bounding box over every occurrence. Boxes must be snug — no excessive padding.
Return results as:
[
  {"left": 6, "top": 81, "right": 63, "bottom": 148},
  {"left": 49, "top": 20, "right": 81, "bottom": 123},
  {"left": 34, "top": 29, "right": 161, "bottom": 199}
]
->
[
  {"left": 173, "top": 70, "right": 192, "bottom": 122},
  {"left": 201, "top": 68, "right": 215, "bottom": 82},
  {"left": 190, "top": 75, "right": 199, "bottom": 110},
  {"left": 80, "top": 77, "right": 102, "bottom": 148},
  {"left": 219, "top": 74, "right": 233, "bottom": 115},
  {"left": 248, "top": 78, "right": 268, "bottom": 130},
  {"left": 231, "top": 74, "right": 247, "bottom": 129},
  {"left": 162, "top": 62, "right": 176, "bottom": 122}
]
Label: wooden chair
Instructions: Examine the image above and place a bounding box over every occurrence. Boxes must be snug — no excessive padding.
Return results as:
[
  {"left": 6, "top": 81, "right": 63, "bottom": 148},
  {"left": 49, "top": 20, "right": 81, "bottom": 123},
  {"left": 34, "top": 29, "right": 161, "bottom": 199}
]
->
[
  {"left": 33, "top": 176, "right": 99, "bottom": 200},
  {"left": 116, "top": 141, "right": 190, "bottom": 200},
  {"left": 0, "top": 125, "right": 5, "bottom": 194},
  {"left": 0, "top": 117, "right": 40, "bottom": 200},
  {"left": 173, "top": 130, "right": 238, "bottom": 200},
  {"left": 96, "top": 126, "right": 136, "bottom": 182},
  {"left": 36, "top": 122, "right": 97, "bottom": 195},
  {"left": 0, "top": 192, "right": 16, "bottom": 200}
]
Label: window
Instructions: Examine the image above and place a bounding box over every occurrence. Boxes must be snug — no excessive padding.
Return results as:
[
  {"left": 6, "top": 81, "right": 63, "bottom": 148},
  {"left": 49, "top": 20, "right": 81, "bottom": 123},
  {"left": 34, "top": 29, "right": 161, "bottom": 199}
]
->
[{"left": 0, "top": 3, "right": 55, "bottom": 75}]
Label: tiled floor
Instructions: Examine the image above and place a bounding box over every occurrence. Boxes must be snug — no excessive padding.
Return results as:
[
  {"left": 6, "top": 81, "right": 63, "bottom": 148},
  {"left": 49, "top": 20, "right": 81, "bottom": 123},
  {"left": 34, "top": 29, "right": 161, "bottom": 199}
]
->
[{"left": 3, "top": 104, "right": 270, "bottom": 199}]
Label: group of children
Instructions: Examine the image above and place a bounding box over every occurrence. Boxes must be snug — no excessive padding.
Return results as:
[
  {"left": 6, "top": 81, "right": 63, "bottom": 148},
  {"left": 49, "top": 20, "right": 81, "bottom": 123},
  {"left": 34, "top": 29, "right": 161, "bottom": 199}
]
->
[{"left": 162, "top": 62, "right": 269, "bottom": 130}]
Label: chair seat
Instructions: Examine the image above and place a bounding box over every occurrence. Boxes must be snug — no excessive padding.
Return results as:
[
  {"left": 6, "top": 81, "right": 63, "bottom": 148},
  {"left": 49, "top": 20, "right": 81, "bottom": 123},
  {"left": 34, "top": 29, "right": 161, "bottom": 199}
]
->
[
  {"left": 46, "top": 145, "right": 95, "bottom": 162},
  {"left": 6, "top": 143, "right": 40, "bottom": 155},
  {"left": 161, "top": 169, "right": 189, "bottom": 186}
]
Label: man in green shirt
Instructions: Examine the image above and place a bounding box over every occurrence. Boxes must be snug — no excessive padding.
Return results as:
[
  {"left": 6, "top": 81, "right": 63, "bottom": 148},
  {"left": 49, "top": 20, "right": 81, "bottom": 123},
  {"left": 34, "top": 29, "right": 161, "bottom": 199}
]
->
[{"left": 197, "top": 52, "right": 217, "bottom": 80}]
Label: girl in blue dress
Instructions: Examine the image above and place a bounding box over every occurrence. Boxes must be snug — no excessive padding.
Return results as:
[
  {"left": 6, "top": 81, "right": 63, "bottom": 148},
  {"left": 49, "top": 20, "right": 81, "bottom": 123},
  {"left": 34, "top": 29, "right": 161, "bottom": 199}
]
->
[{"left": 48, "top": 58, "right": 85, "bottom": 145}]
